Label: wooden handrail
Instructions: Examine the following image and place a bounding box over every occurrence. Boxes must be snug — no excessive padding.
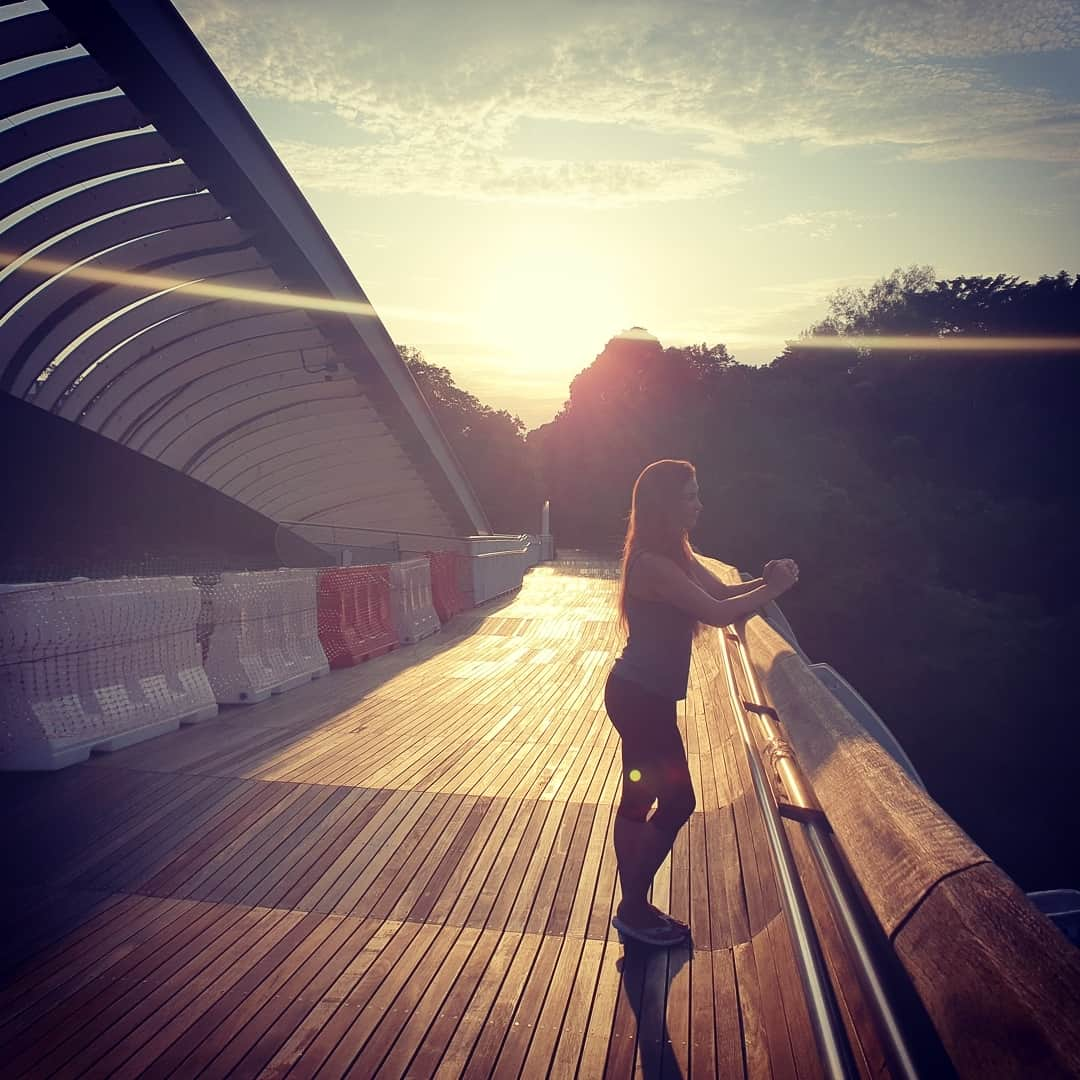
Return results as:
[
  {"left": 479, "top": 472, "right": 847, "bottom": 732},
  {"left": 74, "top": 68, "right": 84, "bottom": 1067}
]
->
[{"left": 700, "top": 556, "right": 1080, "bottom": 1075}]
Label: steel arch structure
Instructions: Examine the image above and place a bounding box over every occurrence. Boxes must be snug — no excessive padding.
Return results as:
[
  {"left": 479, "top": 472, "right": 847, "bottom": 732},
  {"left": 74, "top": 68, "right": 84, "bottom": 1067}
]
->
[{"left": 1, "top": 0, "right": 491, "bottom": 538}]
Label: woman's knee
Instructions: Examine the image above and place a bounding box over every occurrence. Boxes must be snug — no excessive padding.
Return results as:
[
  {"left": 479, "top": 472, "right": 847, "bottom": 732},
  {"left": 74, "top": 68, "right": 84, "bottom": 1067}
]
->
[{"left": 652, "top": 780, "right": 696, "bottom": 834}]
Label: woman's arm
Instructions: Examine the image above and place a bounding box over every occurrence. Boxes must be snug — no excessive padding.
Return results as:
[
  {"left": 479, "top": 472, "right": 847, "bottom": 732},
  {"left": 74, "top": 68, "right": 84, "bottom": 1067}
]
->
[
  {"left": 637, "top": 553, "right": 796, "bottom": 627},
  {"left": 688, "top": 556, "right": 765, "bottom": 600}
]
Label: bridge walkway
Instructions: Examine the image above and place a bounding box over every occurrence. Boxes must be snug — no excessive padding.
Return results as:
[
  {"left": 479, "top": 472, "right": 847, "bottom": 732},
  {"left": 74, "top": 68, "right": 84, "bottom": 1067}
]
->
[{"left": 0, "top": 556, "right": 838, "bottom": 1078}]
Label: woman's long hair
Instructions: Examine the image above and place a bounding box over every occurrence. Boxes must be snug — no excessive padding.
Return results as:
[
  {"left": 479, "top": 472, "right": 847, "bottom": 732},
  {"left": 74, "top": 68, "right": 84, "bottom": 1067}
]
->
[{"left": 618, "top": 459, "right": 697, "bottom": 629}]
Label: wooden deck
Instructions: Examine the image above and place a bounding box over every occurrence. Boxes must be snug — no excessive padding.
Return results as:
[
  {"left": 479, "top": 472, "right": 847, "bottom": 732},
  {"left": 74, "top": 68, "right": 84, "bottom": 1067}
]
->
[{"left": 0, "top": 557, "right": 827, "bottom": 1078}]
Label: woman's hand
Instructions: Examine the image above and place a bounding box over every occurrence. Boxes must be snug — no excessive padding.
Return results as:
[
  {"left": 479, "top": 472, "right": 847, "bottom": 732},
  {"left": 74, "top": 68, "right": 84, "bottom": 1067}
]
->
[{"left": 763, "top": 558, "right": 799, "bottom": 593}]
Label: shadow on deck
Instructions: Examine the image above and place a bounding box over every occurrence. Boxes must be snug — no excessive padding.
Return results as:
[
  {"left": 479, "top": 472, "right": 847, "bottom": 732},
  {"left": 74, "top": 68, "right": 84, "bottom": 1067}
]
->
[{"left": 0, "top": 556, "right": 816, "bottom": 1079}]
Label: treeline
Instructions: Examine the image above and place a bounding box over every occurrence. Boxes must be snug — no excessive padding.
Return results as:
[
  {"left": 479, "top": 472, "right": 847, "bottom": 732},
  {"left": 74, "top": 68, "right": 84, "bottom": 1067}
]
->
[{"left": 405, "top": 268, "right": 1080, "bottom": 891}]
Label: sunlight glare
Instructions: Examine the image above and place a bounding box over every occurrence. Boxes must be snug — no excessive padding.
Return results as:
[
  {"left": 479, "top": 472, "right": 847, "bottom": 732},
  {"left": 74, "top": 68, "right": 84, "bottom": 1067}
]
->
[{"left": 476, "top": 239, "right": 627, "bottom": 372}]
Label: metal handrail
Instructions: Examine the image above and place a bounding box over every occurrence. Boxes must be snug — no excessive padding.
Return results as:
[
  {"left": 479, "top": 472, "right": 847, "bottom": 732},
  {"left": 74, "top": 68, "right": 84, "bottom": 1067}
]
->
[
  {"left": 726, "top": 623, "right": 922, "bottom": 1080},
  {"left": 278, "top": 520, "right": 457, "bottom": 542},
  {"left": 279, "top": 520, "right": 531, "bottom": 543},
  {"left": 716, "top": 625, "right": 858, "bottom": 1079}
]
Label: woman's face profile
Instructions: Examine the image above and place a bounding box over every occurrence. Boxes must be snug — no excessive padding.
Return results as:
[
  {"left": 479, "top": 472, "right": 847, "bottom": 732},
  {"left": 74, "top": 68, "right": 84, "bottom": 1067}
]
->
[{"left": 680, "top": 476, "right": 703, "bottom": 530}]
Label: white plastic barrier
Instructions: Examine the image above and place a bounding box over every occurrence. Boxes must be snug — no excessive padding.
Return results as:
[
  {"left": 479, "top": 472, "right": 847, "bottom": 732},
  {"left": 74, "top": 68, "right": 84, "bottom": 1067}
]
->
[
  {"left": 0, "top": 577, "right": 217, "bottom": 771},
  {"left": 197, "top": 569, "right": 329, "bottom": 704},
  {"left": 468, "top": 542, "right": 532, "bottom": 604},
  {"left": 389, "top": 559, "right": 441, "bottom": 644}
]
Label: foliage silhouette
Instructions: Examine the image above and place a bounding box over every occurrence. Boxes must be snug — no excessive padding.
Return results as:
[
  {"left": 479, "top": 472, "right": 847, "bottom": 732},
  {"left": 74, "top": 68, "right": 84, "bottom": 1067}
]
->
[
  {"left": 528, "top": 271, "right": 1079, "bottom": 892},
  {"left": 400, "top": 345, "right": 539, "bottom": 534}
]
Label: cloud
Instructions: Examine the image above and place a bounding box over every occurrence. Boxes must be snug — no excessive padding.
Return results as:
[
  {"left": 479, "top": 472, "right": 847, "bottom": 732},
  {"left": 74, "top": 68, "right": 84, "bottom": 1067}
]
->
[
  {"left": 743, "top": 209, "right": 898, "bottom": 239},
  {"left": 174, "top": 0, "right": 1080, "bottom": 206},
  {"left": 847, "top": 0, "right": 1080, "bottom": 59},
  {"left": 274, "top": 139, "right": 745, "bottom": 205}
]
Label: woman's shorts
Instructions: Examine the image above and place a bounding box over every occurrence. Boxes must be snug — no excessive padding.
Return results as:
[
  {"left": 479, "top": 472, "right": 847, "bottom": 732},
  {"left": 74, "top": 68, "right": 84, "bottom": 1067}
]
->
[{"left": 604, "top": 671, "right": 696, "bottom": 833}]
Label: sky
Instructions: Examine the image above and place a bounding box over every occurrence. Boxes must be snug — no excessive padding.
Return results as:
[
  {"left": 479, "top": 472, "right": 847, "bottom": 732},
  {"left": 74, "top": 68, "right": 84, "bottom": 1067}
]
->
[{"left": 173, "top": 0, "right": 1080, "bottom": 429}]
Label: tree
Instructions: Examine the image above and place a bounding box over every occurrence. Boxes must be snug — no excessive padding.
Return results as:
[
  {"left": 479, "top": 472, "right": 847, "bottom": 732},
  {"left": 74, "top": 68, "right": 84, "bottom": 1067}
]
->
[
  {"left": 399, "top": 346, "right": 539, "bottom": 534},
  {"left": 526, "top": 279, "right": 1080, "bottom": 889},
  {"left": 529, "top": 331, "right": 743, "bottom": 547}
]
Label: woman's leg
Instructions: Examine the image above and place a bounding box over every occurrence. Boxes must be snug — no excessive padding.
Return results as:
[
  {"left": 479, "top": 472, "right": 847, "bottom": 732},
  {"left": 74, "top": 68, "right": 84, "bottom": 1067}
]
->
[
  {"left": 614, "top": 756, "right": 696, "bottom": 926},
  {"left": 613, "top": 816, "right": 680, "bottom": 921},
  {"left": 605, "top": 675, "right": 695, "bottom": 930}
]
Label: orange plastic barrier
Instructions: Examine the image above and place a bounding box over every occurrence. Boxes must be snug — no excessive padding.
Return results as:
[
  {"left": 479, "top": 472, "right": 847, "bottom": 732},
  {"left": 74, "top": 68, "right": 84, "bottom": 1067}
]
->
[
  {"left": 317, "top": 565, "right": 397, "bottom": 669},
  {"left": 426, "top": 550, "right": 465, "bottom": 623}
]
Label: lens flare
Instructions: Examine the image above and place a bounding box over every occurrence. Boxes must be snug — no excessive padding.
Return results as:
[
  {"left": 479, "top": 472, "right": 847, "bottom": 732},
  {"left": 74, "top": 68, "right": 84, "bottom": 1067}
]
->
[
  {"left": 793, "top": 334, "right": 1080, "bottom": 353},
  {"left": 0, "top": 249, "right": 380, "bottom": 318}
]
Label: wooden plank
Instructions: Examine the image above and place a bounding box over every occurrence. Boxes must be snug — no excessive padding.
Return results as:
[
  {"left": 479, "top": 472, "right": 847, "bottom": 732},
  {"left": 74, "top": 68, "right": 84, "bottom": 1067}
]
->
[
  {"left": 151, "top": 782, "right": 318, "bottom": 901},
  {"left": 271, "top": 918, "right": 425, "bottom": 1075},
  {"left": 732, "top": 940, "right": 771, "bottom": 1079},
  {"left": 393, "top": 795, "right": 492, "bottom": 923},
  {"left": 483, "top": 931, "right": 564, "bottom": 1077},
  {"left": 326, "top": 789, "right": 445, "bottom": 915},
  {"left": 225, "top": 917, "right": 384, "bottom": 1079},
  {"left": 219, "top": 785, "right": 353, "bottom": 907},
  {"left": 253, "top": 918, "right": 401, "bottom": 1077},
  {"left": 0, "top": 897, "right": 223, "bottom": 1050},
  {"left": 455, "top": 930, "right": 551, "bottom": 1079},
  {"left": 69, "top": 776, "right": 261, "bottom": 894},
  {"left": 398, "top": 926, "right": 505, "bottom": 1078},
  {"left": 412, "top": 796, "right": 513, "bottom": 926},
  {"left": 0, "top": 894, "right": 185, "bottom": 1039},
  {"left": 97, "top": 909, "right": 324, "bottom": 1079},
  {"left": 362, "top": 793, "right": 473, "bottom": 920},
  {"left": 310, "top": 921, "right": 461, "bottom": 1075},
  {"left": 566, "top": 796, "right": 617, "bottom": 940},
  {"left": 664, "top": 941, "right": 694, "bottom": 1078},
  {"left": 471, "top": 797, "right": 555, "bottom": 932},
  {"left": 517, "top": 931, "right": 587, "bottom": 1076},
  {"left": 53, "top": 908, "right": 294, "bottom": 1076},
  {"left": 544, "top": 799, "right": 597, "bottom": 936},
  {"left": 143, "top": 911, "right": 365, "bottom": 1077},
  {"left": 375, "top": 924, "right": 486, "bottom": 1075},
  {"left": 311, "top": 920, "right": 445, "bottom": 1075},
  {"left": 296, "top": 787, "right": 412, "bottom": 913},
  {"left": 432, "top": 930, "right": 535, "bottom": 1079},
  {"left": 632, "top": 944, "right": 690, "bottom": 1079},
  {"left": 1, "top": 901, "right": 267, "bottom": 1074},
  {"left": 783, "top": 818, "right": 888, "bottom": 1079},
  {"left": 721, "top": 709, "right": 803, "bottom": 1079},
  {"left": 47, "top": 773, "right": 227, "bottom": 888},
  {"left": 257, "top": 786, "right": 388, "bottom": 911},
  {"left": 0, "top": 888, "right": 128, "bottom": 977},
  {"left": 893, "top": 861, "right": 1080, "bottom": 1077},
  {"left": 603, "top": 934, "right": 648, "bottom": 1078},
  {"left": 546, "top": 936, "right": 605, "bottom": 1076}
]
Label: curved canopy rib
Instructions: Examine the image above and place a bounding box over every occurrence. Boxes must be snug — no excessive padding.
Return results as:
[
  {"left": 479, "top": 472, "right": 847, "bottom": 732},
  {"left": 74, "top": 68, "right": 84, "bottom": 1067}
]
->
[{"left": 0, "top": 0, "right": 490, "bottom": 538}]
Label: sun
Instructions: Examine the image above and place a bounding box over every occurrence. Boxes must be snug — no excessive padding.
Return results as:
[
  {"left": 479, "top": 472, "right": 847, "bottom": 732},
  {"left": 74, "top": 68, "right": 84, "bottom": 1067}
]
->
[{"left": 476, "top": 233, "right": 629, "bottom": 373}]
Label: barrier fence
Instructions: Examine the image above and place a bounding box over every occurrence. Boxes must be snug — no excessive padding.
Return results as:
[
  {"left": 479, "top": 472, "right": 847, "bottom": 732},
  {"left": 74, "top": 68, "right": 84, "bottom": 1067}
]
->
[
  {"left": 389, "top": 559, "right": 441, "bottom": 644},
  {"left": 1, "top": 539, "right": 552, "bottom": 770},
  {"left": 427, "top": 550, "right": 466, "bottom": 623},
  {"left": 0, "top": 577, "right": 217, "bottom": 770},
  {"left": 196, "top": 570, "right": 329, "bottom": 704},
  {"left": 468, "top": 541, "right": 534, "bottom": 604},
  {"left": 317, "top": 565, "right": 398, "bottom": 668}
]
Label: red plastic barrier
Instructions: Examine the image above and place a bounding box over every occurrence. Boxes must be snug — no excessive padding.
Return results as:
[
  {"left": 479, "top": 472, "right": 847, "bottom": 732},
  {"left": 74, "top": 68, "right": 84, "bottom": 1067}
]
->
[
  {"left": 426, "top": 550, "right": 465, "bottom": 623},
  {"left": 317, "top": 565, "right": 397, "bottom": 669}
]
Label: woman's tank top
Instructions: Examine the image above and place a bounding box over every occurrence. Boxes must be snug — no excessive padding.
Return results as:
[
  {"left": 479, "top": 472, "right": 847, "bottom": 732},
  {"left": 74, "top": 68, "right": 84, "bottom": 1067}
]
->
[{"left": 610, "top": 555, "right": 696, "bottom": 701}]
